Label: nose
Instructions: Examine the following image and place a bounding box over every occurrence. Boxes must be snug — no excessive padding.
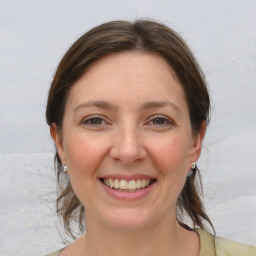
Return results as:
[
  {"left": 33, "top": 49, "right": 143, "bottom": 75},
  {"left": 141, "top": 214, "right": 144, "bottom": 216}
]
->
[{"left": 109, "top": 124, "right": 147, "bottom": 165}]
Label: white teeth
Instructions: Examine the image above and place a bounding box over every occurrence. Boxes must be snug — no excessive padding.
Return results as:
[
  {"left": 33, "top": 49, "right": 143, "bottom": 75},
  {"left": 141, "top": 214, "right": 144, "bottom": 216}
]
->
[
  {"left": 103, "top": 178, "right": 153, "bottom": 190},
  {"left": 114, "top": 179, "right": 119, "bottom": 189},
  {"left": 109, "top": 178, "right": 114, "bottom": 188},
  {"left": 105, "top": 179, "right": 109, "bottom": 186},
  {"left": 120, "top": 180, "right": 128, "bottom": 189},
  {"left": 136, "top": 179, "right": 142, "bottom": 188},
  {"left": 128, "top": 180, "right": 136, "bottom": 190},
  {"left": 141, "top": 179, "right": 146, "bottom": 188}
]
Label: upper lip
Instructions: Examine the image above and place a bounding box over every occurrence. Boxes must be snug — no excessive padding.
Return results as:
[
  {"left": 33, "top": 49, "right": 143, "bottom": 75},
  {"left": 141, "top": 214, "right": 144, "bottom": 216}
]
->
[{"left": 98, "top": 174, "right": 157, "bottom": 181}]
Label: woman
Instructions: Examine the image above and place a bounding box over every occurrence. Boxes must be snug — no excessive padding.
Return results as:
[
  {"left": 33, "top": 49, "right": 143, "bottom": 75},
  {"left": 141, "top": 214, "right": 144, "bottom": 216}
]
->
[{"left": 45, "top": 20, "right": 256, "bottom": 256}]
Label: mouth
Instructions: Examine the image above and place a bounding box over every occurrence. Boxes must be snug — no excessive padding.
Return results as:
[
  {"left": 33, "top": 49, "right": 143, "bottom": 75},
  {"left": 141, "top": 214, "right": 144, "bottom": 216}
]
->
[{"left": 99, "top": 178, "right": 157, "bottom": 192}]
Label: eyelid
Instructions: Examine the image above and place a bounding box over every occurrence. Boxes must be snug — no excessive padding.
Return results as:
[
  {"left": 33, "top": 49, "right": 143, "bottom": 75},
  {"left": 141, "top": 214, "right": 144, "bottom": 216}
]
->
[
  {"left": 81, "top": 115, "right": 110, "bottom": 126},
  {"left": 145, "top": 115, "right": 174, "bottom": 126}
]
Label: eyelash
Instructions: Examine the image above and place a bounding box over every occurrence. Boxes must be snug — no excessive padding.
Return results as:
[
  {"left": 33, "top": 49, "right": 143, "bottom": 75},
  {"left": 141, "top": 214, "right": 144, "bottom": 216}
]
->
[
  {"left": 81, "top": 115, "right": 173, "bottom": 128},
  {"left": 146, "top": 115, "right": 173, "bottom": 127},
  {"left": 81, "top": 115, "right": 108, "bottom": 126}
]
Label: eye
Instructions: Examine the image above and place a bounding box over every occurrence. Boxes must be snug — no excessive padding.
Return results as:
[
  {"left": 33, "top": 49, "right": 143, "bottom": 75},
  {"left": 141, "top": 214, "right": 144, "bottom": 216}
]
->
[
  {"left": 147, "top": 116, "right": 173, "bottom": 126},
  {"left": 81, "top": 116, "right": 108, "bottom": 126}
]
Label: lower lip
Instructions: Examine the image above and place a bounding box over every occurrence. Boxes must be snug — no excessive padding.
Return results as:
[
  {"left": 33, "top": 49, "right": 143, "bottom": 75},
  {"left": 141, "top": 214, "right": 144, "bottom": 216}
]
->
[{"left": 100, "top": 181, "right": 156, "bottom": 201}]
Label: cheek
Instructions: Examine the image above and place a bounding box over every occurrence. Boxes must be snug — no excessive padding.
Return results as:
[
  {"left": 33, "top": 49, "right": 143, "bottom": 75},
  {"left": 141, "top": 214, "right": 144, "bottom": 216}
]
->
[
  {"left": 149, "top": 135, "right": 190, "bottom": 174},
  {"left": 149, "top": 135, "right": 190, "bottom": 197},
  {"left": 147, "top": 135, "right": 191, "bottom": 211},
  {"left": 63, "top": 134, "right": 110, "bottom": 206},
  {"left": 64, "top": 134, "right": 108, "bottom": 177}
]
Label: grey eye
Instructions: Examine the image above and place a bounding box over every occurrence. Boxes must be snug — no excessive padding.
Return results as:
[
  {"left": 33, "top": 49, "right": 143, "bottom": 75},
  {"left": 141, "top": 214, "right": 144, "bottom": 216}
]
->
[
  {"left": 88, "top": 118, "right": 103, "bottom": 125},
  {"left": 83, "top": 117, "right": 106, "bottom": 125},
  {"left": 152, "top": 118, "right": 165, "bottom": 125},
  {"left": 151, "top": 117, "right": 171, "bottom": 125}
]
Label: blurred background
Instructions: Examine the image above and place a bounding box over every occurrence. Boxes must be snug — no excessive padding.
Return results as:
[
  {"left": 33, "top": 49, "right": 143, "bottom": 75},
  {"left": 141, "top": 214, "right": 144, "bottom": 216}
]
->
[{"left": 0, "top": 0, "right": 255, "bottom": 255}]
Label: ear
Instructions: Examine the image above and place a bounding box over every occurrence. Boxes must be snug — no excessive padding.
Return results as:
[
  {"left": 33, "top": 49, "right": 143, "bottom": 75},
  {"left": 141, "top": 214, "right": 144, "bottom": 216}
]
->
[
  {"left": 188, "top": 121, "right": 206, "bottom": 169},
  {"left": 50, "top": 123, "right": 66, "bottom": 165}
]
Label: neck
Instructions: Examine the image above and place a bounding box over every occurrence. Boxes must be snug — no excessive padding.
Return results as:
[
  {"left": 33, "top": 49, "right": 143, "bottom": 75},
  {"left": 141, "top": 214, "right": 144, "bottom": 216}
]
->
[{"left": 81, "top": 212, "right": 187, "bottom": 256}]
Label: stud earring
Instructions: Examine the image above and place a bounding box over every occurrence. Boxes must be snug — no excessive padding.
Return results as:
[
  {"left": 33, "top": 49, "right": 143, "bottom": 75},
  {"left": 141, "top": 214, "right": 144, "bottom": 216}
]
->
[
  {"left": 191, "top": 162, "right": 197, "bottom": 172},
  {"left": 63, "top": 165, "right": 68, "bottom": 173},
  {"left": 187, "top": 162, "right": 197, "bottom": 177}
]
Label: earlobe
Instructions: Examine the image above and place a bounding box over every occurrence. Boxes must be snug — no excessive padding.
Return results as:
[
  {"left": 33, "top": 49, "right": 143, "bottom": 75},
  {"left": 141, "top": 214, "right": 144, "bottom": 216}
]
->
[{"left": 50, "top": 123, "right": 66, "bottom": 164}]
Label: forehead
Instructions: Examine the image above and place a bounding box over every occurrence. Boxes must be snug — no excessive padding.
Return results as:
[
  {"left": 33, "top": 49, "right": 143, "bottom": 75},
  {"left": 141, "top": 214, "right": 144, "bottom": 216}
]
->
[{"left": 66, "top": 52, "right": 188, "bottom": 112}]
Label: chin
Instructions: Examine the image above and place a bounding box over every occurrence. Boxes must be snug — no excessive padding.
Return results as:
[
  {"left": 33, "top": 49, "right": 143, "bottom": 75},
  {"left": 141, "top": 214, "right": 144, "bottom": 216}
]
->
[{"left": 101, "top": 208, "right": 155, "bottom": 231}]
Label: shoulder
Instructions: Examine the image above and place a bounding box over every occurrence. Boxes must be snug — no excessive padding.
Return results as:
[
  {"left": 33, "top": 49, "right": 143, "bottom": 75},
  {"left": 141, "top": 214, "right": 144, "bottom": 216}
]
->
[
  {"left": 44, "top": 248, "right": 65, "bottom": 256},
  {"left": 195, "top": 228, "right": 215, "bottom": 256},
  {"left": 215, "top": 236, "right": 256, "bottom": 256},
  {"left": 195, "top": 228, "right": 256, "bottom": 256}
]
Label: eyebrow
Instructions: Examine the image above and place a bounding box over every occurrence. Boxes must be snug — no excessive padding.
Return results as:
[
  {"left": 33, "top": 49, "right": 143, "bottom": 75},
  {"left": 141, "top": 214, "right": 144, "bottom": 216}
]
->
[
  {"left": 73, "top": 100, "right": 181, "bottom": 113},
  {"left": 142, "top": 101, "right": 181, "bottom": 113},
  {"left": 73, "top": 100, "right": 117, "bottom": 113}
]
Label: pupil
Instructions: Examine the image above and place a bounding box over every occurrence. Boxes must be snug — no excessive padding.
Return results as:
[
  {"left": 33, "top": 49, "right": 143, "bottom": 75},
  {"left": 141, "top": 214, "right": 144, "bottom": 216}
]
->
[
  {"left": 154, "top": 118, "right": 164, "bottom": 125},
  {"left": 91, "top": 118, "right": 101, "bottom": 124}
]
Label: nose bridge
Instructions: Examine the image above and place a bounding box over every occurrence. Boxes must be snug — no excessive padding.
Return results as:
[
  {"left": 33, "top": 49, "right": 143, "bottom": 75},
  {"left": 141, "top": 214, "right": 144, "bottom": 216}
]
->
[{"left": 110, "top": 118, "right": 146, "bottom": 164}]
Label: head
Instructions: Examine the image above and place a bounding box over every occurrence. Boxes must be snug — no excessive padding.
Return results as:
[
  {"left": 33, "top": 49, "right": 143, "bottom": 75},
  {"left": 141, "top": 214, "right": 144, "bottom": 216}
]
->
[{"left": 46, "top": 19, "right": 213, "bottom": 238}]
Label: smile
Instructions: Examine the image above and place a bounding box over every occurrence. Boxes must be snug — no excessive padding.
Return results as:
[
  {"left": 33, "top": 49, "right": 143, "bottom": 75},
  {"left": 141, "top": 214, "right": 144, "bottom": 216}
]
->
[{"left": 100, "top": 178, "right": 156, "bottom": 192}]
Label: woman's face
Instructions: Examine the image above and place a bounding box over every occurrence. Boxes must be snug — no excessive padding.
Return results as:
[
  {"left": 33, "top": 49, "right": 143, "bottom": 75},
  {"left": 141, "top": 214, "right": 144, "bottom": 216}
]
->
[{"left": 52, "top": 52, "right": 203, "bottom": 231}]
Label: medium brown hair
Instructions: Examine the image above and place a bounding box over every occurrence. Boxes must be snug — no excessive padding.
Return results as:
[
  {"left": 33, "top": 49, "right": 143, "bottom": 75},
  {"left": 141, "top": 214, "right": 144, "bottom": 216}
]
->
[{"left": 46, "top": 19, "right": 214, "bottom": 238}]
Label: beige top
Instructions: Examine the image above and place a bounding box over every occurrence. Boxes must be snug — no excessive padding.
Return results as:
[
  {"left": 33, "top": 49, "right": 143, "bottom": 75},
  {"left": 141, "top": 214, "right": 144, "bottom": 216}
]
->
[{"left": 45, "top": 229, "right": 256, "bottom": 256}]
